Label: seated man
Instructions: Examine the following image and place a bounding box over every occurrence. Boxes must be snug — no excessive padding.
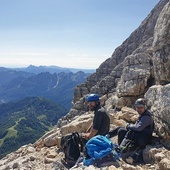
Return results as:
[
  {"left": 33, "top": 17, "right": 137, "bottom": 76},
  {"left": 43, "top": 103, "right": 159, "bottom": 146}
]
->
[
  {"left": 82, "top": 94, "right": 110, "bottom": 142},
  {"left": 108, "top": 98, "right": 154, "bottom": 150},
  {"left": 60, "top": 94, "right": 110, "bottom": 167}
]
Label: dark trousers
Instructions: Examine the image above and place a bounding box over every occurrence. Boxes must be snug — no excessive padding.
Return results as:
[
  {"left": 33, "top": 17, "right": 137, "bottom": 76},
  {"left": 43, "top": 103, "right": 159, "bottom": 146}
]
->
[{"left": 109, "top": 127, "right": 151, "bottom": 148}]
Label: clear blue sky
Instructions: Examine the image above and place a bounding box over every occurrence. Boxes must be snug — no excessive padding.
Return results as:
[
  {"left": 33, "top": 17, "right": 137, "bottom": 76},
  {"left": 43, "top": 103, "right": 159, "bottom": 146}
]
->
[{"left": 0, "top": 0, "right": 159, "bottom": 69}]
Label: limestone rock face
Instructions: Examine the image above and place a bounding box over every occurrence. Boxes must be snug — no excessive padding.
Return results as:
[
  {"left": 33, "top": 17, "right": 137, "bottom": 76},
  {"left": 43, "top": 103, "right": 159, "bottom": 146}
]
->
[
  {"left": 72, "top": 0, "right": 168, "bottom": 105},
  {"left": 145, "top": 84, "right": 170, "bottom": 146},
  {"left": 116, "top": 38, "right": 153, "bottom": 98},
  {"left": 153, "top": 1, "right": 170, "bottom": 84}
]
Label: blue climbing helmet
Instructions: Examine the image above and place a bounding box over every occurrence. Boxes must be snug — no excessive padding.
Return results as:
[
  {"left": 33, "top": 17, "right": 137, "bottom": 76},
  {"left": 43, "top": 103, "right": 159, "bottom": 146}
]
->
[{"left": 86, "top": 94, "right": 99, "bottom": 102}]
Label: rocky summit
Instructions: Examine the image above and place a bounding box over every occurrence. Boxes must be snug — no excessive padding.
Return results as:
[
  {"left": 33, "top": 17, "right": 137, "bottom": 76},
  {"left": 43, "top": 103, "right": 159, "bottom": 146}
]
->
[{"left": 0, "top": 0, "right": 170, "bottom": 169}]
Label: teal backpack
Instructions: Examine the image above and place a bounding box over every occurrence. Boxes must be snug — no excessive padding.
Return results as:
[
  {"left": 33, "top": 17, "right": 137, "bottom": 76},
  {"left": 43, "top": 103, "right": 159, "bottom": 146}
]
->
[{"left": 83, "top": 135, "right": 121, "bottom": 166}]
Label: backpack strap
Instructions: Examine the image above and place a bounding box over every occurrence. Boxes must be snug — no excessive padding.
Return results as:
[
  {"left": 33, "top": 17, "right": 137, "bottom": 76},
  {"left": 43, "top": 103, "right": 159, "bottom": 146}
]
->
[{"left": 72, "top": 132, "right": 83, "bottom": 152}]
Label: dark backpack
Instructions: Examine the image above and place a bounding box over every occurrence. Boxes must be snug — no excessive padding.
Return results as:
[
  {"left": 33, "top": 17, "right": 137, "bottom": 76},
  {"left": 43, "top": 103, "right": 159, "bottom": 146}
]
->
[
  {"left": 60, "top": 132, "right": 83, "bottom": 168},
  {"left": 120, "top": 131, "right": 137, "bottom": 152}
]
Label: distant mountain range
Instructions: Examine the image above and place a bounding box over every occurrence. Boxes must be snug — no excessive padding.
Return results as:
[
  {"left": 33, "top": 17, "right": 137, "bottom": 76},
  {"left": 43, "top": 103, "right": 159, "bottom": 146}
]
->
[
  {"left": 14, "top": 65, "right": 95, "bottom": 74},
  {"left": 0, "top": 66, "right": 92, "bottom": 109},
  {"left": 0, "top": 97, "right": 67, "bottom": 159}
]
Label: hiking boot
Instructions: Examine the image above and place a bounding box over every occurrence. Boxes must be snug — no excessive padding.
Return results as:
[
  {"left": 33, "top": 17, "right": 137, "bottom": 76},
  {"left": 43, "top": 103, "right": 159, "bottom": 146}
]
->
[
  {"left": 126, "top": 151, "right": 139, "bottom": 164},
  {"left": 126, "top": 156, "right": 134, "bottom": 164},
  {"left": 125, "top": 150, "right": 144, "bottom": 164}
]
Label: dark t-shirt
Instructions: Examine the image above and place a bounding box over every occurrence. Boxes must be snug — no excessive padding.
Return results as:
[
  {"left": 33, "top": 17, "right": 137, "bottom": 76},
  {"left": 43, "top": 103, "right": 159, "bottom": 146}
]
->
[{"left": 93, "top": 106, "right": 110, "bottom": 136}]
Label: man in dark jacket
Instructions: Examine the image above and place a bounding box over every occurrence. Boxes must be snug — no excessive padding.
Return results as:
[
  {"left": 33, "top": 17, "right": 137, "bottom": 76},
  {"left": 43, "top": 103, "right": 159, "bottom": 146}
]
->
[
  {"left": 82, "top": 94, "right": 110, "bottom": 140},
  {"left": 108, "top": 98, "right": 154, "bottom": 149}
]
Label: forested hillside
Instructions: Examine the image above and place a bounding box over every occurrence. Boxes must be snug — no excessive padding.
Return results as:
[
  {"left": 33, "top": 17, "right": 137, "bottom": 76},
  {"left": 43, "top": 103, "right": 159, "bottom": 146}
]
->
[{"left": 0, "top": 97, "right": 67, "bottom": 159}]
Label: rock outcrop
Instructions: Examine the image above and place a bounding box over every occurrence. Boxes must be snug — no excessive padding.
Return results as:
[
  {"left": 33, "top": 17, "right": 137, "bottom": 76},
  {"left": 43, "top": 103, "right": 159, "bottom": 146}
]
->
[{"left": 1, "top": 0, "right": 170, "bottom": 169}]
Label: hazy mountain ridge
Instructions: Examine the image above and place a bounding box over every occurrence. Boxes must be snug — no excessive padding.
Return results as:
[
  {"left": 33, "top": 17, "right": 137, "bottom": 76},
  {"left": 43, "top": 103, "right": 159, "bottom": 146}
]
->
[
  {"left": 0, "top": 67, "right": 90, "bottom": 109},
  {"left": 0, "top": 67, "right": 35, "bottom": 86},
  {"left": 14, "top": 65, "right": 95, "bottom": 74}
]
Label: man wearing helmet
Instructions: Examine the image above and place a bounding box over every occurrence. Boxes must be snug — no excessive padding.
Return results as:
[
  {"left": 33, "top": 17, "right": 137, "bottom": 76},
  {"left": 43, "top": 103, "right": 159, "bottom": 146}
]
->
[
  {"left": 82, "top": 94, "right": 110, "bottom": 141},
  {"left": 108, "top": 98, "right": 154, "bottom": 150}
]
